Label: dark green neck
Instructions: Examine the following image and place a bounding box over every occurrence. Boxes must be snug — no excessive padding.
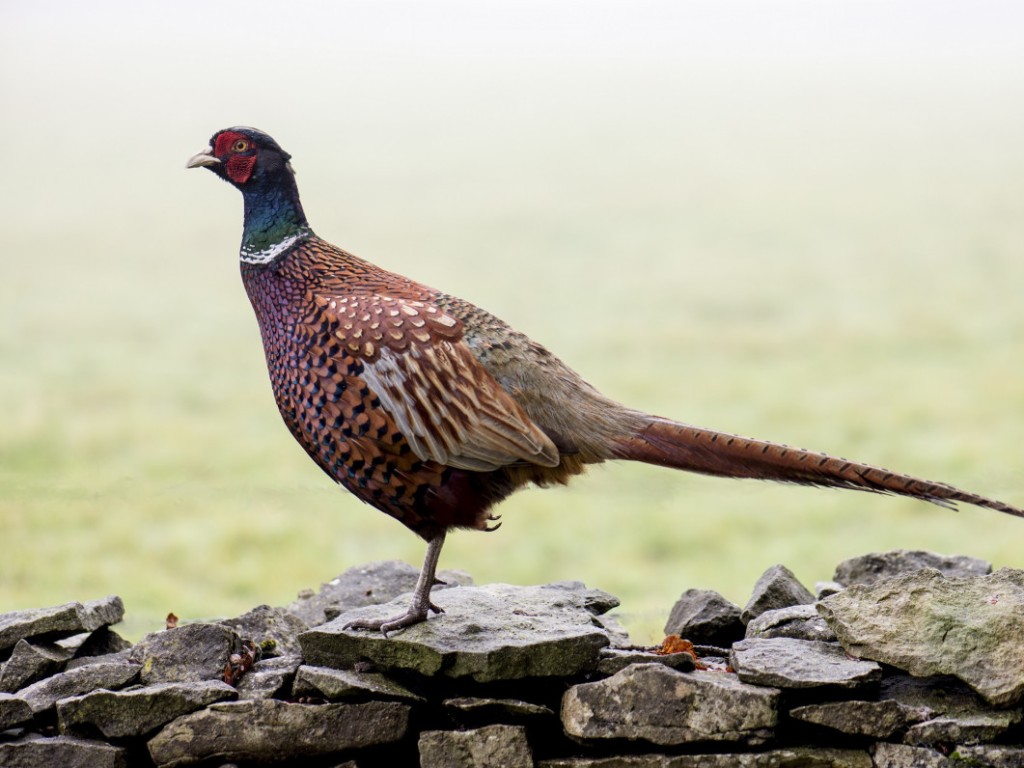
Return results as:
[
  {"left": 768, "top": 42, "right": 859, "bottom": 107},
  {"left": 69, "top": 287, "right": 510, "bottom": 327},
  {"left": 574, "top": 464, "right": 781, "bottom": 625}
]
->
[{"left": 239, "top": 170, "right": 312, "bottom": 261}]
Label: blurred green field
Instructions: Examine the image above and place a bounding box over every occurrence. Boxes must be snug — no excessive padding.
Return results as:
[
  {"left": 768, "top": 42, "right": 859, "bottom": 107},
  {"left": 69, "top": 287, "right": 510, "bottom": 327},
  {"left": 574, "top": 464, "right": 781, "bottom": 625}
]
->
[{"left": 2, "top": 2, "right": 1023, "bottom": 643}]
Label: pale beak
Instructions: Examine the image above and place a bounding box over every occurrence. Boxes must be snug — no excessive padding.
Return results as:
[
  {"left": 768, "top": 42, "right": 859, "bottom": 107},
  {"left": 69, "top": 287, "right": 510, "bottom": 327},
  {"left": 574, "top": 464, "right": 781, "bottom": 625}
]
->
[{"left": 186, "top": 146, "right": 220, "bottom": 169}]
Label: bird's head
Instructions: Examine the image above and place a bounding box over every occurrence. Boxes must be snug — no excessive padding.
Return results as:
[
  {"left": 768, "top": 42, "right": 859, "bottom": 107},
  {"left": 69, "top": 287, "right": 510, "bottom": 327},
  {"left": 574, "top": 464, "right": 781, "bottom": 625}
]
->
[{"left": 186, "top": 127, "right": 294, "bottom": 189}]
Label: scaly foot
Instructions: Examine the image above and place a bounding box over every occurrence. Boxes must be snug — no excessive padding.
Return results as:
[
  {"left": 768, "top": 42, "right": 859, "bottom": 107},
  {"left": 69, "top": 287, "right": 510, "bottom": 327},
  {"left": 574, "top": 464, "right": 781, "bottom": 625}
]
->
[
  {"left": 344, "top": 600, "right": 443, "bottom": 637},
  {"left": 344, "top": 532, "right": 448, "bottom": 637}
]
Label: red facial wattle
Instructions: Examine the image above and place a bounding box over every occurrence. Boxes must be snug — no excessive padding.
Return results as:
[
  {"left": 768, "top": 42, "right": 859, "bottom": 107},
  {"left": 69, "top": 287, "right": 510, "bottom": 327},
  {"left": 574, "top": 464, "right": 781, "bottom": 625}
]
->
[
  {"left": 225, "top": 154, "right": 256, "bottom": 184},
  {"left": 214, "top": 130, "right": 257, "bottom": 184}
]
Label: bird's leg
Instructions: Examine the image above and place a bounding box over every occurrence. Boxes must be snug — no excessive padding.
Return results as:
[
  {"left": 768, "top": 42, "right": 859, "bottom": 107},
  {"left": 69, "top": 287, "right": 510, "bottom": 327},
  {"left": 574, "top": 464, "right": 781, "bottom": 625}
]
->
[{"left": 344, "top": 532, "right": 447, "bottom": 637}]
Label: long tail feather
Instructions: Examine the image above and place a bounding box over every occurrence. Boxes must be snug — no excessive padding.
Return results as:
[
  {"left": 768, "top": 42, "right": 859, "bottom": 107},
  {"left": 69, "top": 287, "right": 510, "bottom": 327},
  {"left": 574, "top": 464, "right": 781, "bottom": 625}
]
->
[{"left": 612, "top": 417, "right": 1024, "bottom": 518}]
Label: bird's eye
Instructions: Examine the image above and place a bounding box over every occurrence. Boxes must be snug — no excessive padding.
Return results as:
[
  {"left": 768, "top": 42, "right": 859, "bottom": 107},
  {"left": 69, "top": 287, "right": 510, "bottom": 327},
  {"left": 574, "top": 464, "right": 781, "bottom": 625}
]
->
[{"left": 231, "top": 139, "right": 250, "bottom": 153}]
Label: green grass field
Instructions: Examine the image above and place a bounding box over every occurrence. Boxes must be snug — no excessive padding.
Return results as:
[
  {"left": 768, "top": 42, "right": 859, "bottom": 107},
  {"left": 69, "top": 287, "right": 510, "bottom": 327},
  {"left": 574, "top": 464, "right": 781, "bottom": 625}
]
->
[{"left": 2, "top": 3, "right": 1023, "bottom": 643}]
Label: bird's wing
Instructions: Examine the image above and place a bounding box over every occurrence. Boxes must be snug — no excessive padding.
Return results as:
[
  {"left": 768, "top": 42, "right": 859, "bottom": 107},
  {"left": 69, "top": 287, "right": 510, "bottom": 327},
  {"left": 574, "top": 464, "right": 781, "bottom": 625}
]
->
[{"left": 315, "top": 293, "right": 560, "bottom": 472}]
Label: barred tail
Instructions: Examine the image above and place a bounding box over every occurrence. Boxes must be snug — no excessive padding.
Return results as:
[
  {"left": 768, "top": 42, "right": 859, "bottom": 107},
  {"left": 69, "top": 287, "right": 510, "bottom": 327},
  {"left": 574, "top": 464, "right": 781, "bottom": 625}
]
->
[{"left": 612, "top": 417, "right": 1024, "bottom": 518}]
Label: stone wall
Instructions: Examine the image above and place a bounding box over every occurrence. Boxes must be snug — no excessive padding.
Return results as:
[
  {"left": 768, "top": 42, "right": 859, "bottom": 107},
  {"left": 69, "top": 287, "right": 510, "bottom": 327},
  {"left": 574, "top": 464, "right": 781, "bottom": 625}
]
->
[{"left": 1, "top": 551, "right": 1022, "bottom": 767}]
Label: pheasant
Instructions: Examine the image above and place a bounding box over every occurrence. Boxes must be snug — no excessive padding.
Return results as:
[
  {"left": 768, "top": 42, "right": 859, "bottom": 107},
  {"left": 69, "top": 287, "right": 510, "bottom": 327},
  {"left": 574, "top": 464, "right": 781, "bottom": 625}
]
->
[{"left": 188, "top": 127, "right": 1023, "bottom": 635}]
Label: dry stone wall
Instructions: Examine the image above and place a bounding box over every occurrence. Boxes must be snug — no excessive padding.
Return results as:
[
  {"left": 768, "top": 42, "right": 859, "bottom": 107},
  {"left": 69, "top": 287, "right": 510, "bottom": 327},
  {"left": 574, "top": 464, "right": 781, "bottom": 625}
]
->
[{"left": 1, "top": 552, "right": 1022, "bottom": 767}]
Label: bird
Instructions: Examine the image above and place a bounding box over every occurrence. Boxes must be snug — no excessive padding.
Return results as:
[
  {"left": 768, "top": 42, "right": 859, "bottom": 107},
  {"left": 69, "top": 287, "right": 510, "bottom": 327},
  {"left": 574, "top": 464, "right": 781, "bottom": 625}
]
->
[{"left": 187, "top": 126, "right": 1024, "bottom": 635}]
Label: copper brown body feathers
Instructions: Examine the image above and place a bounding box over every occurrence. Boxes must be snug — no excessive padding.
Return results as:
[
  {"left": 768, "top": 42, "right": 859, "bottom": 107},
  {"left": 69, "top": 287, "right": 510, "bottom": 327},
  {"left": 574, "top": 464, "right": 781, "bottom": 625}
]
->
[
  {"left": 189, "top": 127, "right": 1023, "bottom": 634},
  {"left": 245, "top": 234, "right": 1024, "bottom": 537},
  {"left": 240, "top": 236, "right": 647, "bottom": 540}
]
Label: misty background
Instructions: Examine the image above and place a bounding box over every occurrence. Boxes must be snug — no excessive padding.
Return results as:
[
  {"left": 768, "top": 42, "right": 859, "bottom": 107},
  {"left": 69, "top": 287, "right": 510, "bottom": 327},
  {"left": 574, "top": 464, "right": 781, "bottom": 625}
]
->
[{"left": 2, "top": 1, "right": 1022, "bottom": 640}]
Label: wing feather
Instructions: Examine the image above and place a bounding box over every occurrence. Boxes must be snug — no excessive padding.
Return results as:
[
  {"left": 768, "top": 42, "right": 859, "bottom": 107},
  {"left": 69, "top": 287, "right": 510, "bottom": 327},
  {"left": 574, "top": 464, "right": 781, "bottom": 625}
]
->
[{"left": 318, "top": 293, "right": 559, "bottom": 471}]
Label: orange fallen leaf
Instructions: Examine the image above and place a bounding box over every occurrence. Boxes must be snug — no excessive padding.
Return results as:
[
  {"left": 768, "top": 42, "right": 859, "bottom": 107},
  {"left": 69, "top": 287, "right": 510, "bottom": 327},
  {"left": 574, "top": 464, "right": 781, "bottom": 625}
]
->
[{"left": 657, "top": 635, "right": 697, "bottom": 657}]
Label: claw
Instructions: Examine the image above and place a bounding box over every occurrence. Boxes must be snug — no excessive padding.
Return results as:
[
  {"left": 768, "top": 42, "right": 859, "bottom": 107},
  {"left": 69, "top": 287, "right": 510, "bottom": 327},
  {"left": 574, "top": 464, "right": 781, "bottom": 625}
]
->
[
  {"left": 343, "top": 598, "right": 444, "bottom": 637},
  {"left": 343, "top": 532, "right": 447, "bottom": 637},
  {"left": 484, "top": 520, "right": 503, "bottom": 533},
  {"left": 344, "top": 603, "right": 433, "bottom": 637}
]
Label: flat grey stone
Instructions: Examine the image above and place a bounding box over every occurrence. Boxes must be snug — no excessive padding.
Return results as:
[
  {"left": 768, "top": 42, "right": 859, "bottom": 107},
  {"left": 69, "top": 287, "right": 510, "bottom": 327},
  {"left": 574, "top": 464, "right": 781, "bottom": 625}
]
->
[
  {"left": 540, "top": 759, "right": 670, "bottom": 768},
  {"left": 744, "top": 604, "right": 836, "bottom": 642},
  {"left": 663, "top": 589, "right": 744, "bottom": 646},
  {"left": 878, "top": 672, "right": 1024, "bottom": 747},
  {"left": 952, "top": 745, "right": 1024, "bottom": 768},
  {"left": 58, "top": 680, "right": 238, "bottom": 739},
  {"left": 50, "top": 632, "right": 94, "bottom": 655},
  {"left": 130, "top": 623, "right": 242, "bottom": 684},
  {"left": 562, "top": 663, "right": 778, "bottom": 746},
  {"left": 818, "top": 568, "right": 1024, "bottom": 705},
  {"left": 60, "top": 628, "right": 131, "bottom": 662},
  {"left": 219, "top": 604, "right": 308, "bottom": 658},
  {"left": 539, "top": 749, "right": 872, "bottom": 767},
  {"left": 903, "top": 710, "right": 1023, "bottom": 746},
  {"left": 741, "top": 565, "right": 815, "bottom": 624},
  {"left": 146, "top": 699, "right": 409, "bottom": 767},
  {"left": 879, "top": 673, "right": 993, "bottom": 715},
  {"left": 834, "top": 550, "right": 991, "bottom": 587},
  {"left": 17, "top": 659, "right": 140, "bottom": 714},
  {"left": 0, "top": 691, "right": 34, "bottom": 729},
  {"left": 593, "top": 611, "right": 631, "bottom": 648},
  {"left": 78, "top": 627, "right": 132, "bottom": 656},
  {"left": 730, "top": 638, "right": 881, "bottom": 689},
  {"left": 286, "top": 560, "right": 473, "bottom": 627},
  {"left": 596, "top": 646, "right": 696, "bottom": 675},
  {"left": 0, "top": 639, "right": 72, "bottom": 692},
  {"left": 443, "top": 696, "right": 554, "bottom": 721},
  {"left": 293, "top": 664, "right": 424, "bottom": 702},
  {"left": 0, "top": 734, "right": 127, "bottom": 768},
  {"left": 871, "top": 743, "right": 953, "bottom": 768},
  {"left": 235, "top": 654, "right": 301, "bottom": 700},
  {"left": 0, "top": 597, "right": 124, "bottom": 653},
  {"left": 300, "top": 582, "right": 613, "bottom": 682},
  {"left": 815, "top": 581, "right": 844, "bottom": 598},
  {"left": 64, "top": 648, "right": 133, "bottom": 671},
  {"left": 547, "top": 580, "right": 620, "bottom": 614},
  {"left": 789, "top": 699, "right": 933, "bottom": 739},
  {"left": 419, "top": 724, "right": 532, "bottom": 768}
]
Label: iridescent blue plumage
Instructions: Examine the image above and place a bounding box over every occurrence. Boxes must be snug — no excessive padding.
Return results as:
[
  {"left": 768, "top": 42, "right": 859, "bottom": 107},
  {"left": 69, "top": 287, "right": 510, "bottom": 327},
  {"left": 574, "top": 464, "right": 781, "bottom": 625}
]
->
[{"left": 239, "top": 164, "right": 310, "bottom": 259}]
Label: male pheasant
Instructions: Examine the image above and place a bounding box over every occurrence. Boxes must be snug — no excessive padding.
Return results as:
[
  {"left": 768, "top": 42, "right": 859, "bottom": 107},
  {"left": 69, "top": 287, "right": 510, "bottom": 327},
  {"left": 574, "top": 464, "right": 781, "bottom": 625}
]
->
[{"left": 188, "top": 127, "right": 1023, "bottom": 635}]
